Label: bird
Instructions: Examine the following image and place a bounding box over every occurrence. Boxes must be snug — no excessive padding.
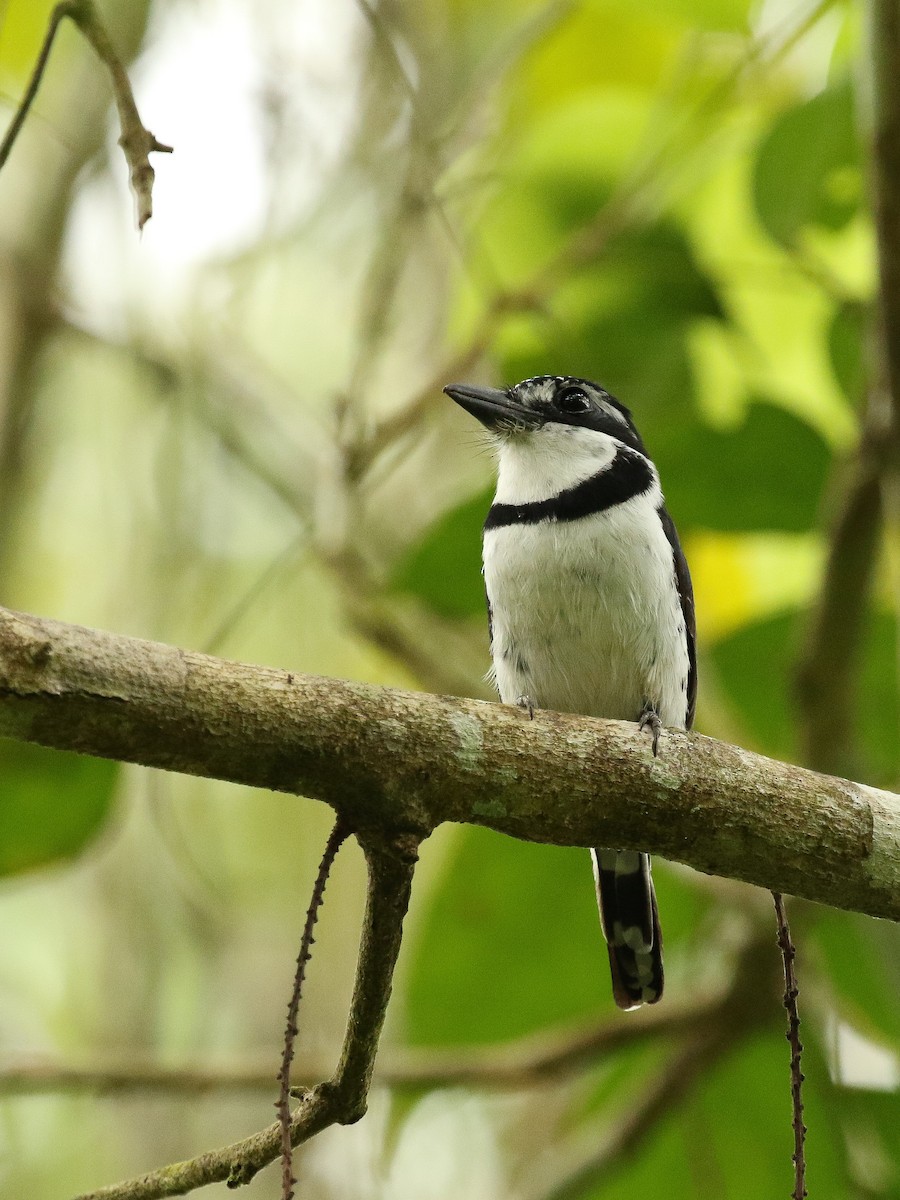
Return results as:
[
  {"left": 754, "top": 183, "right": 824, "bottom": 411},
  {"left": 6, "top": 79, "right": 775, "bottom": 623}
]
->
[{"left": 443, "top": 375, "right": 696, "bottom": 1009}]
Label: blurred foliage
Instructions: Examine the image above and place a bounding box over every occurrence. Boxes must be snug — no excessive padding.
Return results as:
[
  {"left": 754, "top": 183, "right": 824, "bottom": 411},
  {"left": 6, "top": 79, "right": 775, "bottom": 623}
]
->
[
  {"left": 814, "top": 909, "right": 900, "bottom": 1049},
  {"left": 0, "top": 0, "right": 897, "bottom": 1197},
  {"left": 752, "top": 78, "right": 860, "bottom": 247},
  {"left": 0, "top": 743, "right": 117, "bottom": 876},
  {"left": 829, "top": 299, "right": 870, "bottom": 407},
  {"left": 0, "top": 0, "right": 59, "bottom": 84},
  {"left": 407, "top": 828, "right": 711, "bottom": 1045}
]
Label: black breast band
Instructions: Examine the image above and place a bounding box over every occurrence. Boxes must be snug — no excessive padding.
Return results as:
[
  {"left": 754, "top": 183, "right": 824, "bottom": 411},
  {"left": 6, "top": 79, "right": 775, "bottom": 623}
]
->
[{"left": 484, "top": 449, "right": 654, "bottom": 531}]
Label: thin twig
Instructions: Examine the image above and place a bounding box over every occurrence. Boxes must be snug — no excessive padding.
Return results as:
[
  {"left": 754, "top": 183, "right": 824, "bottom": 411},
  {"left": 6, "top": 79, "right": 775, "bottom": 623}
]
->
[
  {"left": 772, "top": 892, "right": 807, "bottom": 1200},
  {"left": 357, "top": 204, "right": 629, "bottom": 473},
  {"left": 277, "top": 819, "right": 348, "bottom": 1200},
  {"left": 0, "top": 1, "right": 171, "bottom": 229}
]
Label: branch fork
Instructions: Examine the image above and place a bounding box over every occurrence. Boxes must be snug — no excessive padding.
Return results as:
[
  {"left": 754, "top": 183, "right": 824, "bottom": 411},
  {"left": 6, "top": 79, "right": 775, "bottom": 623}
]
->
[{"left": 73, "top": 828, "right": 420, "bottom": 1200}]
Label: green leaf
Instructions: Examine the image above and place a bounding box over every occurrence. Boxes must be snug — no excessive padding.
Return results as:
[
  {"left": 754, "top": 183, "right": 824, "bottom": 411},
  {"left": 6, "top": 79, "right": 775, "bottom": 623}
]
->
[
  {"left": 658, "top": 399, "right": 832, "bottom": 533},
  {"left": 626, "top": 0, "right": 749, "bottom": 29},
  {"left": 496, "top": 221, "right": 722, "bottom": 431},
  {"left": 813, "top": 908, "right": 900, "bottom": 1049},
  {"left": 575, "top": 1029, "right": 845, "bottom": 1200},
  {"left": 828, "top": 301, "right": 869, "bottom": 407},
  {"left": 753, "top": 78, "right": 861, "bottom": 245},
  {"left": 708, "top": 611, "right": 798, "bottom": 760},
  {"left": 391, "top": 488, "right": 491, "bottom": 618},
  {"left": 594, "top": 224, "right": 724, "bottom": 323},
  {"left": 406, "top": 828, "right": 602, "bottom": 1045},
  {"left": 0, "top": 740, "right": 118, "bottom": 876},
  {"left": 0, "top": 1, "right": 60, "bottom": 84},
  {"left": 683, "top": 1029, "right": 846, "bottom": 1200},
  {"left": 838, "top": 1087, "right": 900, "bottom": 1194},
  {"left": 858, "top": 612, "right": 900, "bottom": 785},
  {"left": 709, "top": 609, "right": 899, "bottom": 781}
]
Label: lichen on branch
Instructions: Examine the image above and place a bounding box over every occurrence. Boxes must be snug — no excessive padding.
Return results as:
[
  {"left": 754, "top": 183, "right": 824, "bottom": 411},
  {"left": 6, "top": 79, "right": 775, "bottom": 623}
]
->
[{"left": 1, "top": 603, "right": 899, "bottom": 922}]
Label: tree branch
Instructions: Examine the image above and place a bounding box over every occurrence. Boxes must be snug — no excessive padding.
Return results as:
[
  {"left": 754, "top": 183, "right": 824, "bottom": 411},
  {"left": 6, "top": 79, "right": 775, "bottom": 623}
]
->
[
  {"left": 72, "top": 829, "right": 419, "bottom": 1200},
  {"left": 0, "top": 995, "right": 711, "bottom": 1096},
  {"left": 49, "top": 928, "right": 766, "bottom": 1200},
  {"left": 796, "top": 1, "right": 900, "bottom": 775},
  {"left": 0, "top": 1, "right": 171, "bottom": 229},
  {"left": 871, "top": 0, "right": 900, "bottom": 424},
  {"left": 0, "top": 603, "right": 898, "bottom": 920},
  {"left": 795, "top": 452, "right": 884, "bottom": 775},
  {"left": 533, "top": 1034, "right": 731, "bottom": 1200}
]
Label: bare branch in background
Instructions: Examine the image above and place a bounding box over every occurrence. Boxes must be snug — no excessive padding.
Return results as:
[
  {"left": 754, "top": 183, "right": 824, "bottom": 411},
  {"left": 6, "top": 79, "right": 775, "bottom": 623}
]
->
[
  {"left": 796, "top": 453, "right": 884, "bottom": 775},
  {"left": 357, "top": 201, "right": 631, "bottom": 474},
  {"left": 797, "top": 0, "right": 900, "bottom": 775},
  {"left": 1, "top": 603, "right": 900, "bottom": 921},
  {"left": 56, "top": 922, "right": 776, "bottom": 1200},
  {"left": 55, "top": 318, "right": 490, "bottom": 697},
  {"left": 0, "top": 0, "right": 171, "bottom": 229},
  {"left": 871, "top": 0, "right": 900, "bottom": 424},
  {"left": 72, "top": 830, "right": 419, "bottom": 1200},
  {"left": 0, "top": 992, "right": 716, "bottom": 1096},
  {"left": 529, "top": 934, "right": 780, "bottom": 1200},
  {"left": 0, "top": 4, "right": 155, "bottom": 579},
  {"left": 534, "top": 1036, "right": 729, "bottom": 1200}
]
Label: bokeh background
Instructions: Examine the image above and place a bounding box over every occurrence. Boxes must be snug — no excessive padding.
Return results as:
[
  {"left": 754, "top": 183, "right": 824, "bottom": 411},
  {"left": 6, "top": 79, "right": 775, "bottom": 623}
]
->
[{"left": 0, "top": 0, "right": 898, "bottom": 1195}]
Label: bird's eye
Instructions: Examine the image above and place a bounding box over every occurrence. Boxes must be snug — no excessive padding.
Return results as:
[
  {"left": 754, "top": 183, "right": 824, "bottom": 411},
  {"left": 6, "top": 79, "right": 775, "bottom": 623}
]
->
[{"left": 555, "top": 386, "right": 591, "bottom": 414}]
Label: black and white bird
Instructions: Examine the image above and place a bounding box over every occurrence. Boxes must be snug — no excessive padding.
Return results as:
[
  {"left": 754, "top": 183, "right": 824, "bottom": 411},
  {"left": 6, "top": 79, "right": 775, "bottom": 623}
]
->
[{"left": 444, "top": 375, "right": 696, "bottom": 1010}]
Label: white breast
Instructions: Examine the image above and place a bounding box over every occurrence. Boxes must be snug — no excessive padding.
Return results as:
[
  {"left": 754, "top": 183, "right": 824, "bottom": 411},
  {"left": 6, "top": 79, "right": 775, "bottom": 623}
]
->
[{"left": 483, "top": 492, "right": 690, "bottom": 728}]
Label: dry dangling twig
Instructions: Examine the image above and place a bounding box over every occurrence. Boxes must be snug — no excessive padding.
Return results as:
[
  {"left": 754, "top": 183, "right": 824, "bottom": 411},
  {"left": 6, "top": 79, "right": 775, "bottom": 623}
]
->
[
  {"left": 0, "top": 1, "right": 171, "bottom": 228},
  {"left": 71, "top": 831, "right": 419, "bottom": 1200},
  {"left": 276, "top": 819, "right": 349, "bottom": 1200},
  {"left": 773, "top": 892, "right": 807, "bottom": 1200}
]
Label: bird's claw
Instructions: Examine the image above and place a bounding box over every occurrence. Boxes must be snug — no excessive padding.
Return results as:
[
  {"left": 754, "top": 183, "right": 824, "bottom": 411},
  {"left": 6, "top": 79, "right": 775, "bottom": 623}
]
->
[
  {"left": 516, "top": 695, "right": 536, "bottom": 720},
  {"left": 639, "top": 703, "right": 662, "bottom": 757}
]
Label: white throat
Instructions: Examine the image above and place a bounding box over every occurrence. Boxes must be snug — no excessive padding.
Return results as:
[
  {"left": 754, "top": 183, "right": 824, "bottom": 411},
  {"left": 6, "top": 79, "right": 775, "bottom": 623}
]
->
[{"left": 494, "top": 425, "right": 621, "bottom": 505}]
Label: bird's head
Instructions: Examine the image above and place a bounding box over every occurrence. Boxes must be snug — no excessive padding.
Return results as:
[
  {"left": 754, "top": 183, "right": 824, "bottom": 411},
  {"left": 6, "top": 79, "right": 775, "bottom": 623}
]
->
[{"left": 444, "top": 375, "right": 648, "bottom": 497}]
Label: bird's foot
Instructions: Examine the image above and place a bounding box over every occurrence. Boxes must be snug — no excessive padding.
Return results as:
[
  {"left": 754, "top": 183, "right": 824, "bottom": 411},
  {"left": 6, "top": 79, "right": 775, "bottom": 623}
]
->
[
  {"left": 638, "top": 702, "right": 662, "bottom": 757},
  {"left": 516, "top": 695, "right": 536, "bottom": 720}
]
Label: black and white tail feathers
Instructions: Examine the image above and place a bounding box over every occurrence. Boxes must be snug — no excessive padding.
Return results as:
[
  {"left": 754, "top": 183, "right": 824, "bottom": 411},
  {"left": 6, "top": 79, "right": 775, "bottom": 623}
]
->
[{"left": 591, "top": 848, "right": 664, "bottom": 1009}]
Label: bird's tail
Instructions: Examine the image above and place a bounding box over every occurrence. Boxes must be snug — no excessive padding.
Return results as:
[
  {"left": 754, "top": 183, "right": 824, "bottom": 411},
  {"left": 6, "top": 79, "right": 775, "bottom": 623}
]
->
[{"left": 591, "top": 848, "right": 664, "bottom": 1010}]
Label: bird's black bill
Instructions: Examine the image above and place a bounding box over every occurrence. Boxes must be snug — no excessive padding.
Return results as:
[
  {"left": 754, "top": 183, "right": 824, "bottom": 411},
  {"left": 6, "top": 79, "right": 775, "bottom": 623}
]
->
[{"left": 443, "top": 382, "right": 542, "bottom": 430}]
